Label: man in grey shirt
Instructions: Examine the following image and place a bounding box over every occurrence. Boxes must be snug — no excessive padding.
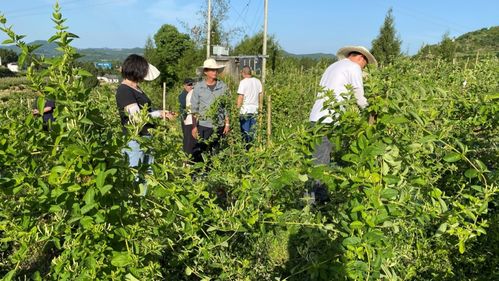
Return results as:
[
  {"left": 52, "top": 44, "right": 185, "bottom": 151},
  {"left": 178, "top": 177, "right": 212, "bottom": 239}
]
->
[{"left": 191, "top": 58, "right": 230, "bottom": 161}]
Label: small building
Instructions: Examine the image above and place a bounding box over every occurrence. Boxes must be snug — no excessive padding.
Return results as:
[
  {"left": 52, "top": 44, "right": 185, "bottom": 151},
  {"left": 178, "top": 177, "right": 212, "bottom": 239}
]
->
[
  {"left": 94, "top": 62, "right": 113, "bottom": 70},
  {"left": 211, "top": 55, "right": 265, "bottom": 81},
  {"left": 7, "top": 63, "right": 19, "bottom": 73}
]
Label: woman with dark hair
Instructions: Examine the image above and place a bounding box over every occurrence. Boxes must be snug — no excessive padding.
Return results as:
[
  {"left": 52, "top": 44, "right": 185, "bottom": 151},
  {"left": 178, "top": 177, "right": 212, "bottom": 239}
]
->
[{"left": 116, "top": 54, "right": 175, "bottom": 192}]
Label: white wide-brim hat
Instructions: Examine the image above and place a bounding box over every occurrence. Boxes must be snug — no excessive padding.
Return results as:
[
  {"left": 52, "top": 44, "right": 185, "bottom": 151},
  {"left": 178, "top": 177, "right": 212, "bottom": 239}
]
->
[
  {"left": 144, "top": 63, "right": 160, "bottom": 81},
  {"left": 337, "top": 46, "right": 377, "bottom": 67},
  {"left": 197, "top": 58, "right": 225, "bottom": 74}
]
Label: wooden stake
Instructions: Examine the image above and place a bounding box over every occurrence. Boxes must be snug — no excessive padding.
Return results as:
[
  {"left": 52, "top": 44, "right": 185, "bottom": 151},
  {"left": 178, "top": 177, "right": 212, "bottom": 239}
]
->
[{"left": 162, "top": 82, "right": 166, "bottom": 121}]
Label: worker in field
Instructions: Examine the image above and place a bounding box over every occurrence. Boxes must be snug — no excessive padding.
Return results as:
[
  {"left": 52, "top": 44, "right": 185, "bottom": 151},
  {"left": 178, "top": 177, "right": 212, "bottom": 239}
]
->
[
  {"left": 191, "top": 58, "right": 230, "bottom": 162},
  {"left": 32, "top": 96, "right": 55, "bottom": 130},
  {"left": 236, "top": 65, "right": 262, "bottom": 148},
  {"left": 178, "top": 77, "right": 197, "bottom": 157},
  {"left": 308, "top": 45, "right": 377, "bottom": 203},
  {"left": 116, "top": 54, "right": 176, "bottom": 194}
]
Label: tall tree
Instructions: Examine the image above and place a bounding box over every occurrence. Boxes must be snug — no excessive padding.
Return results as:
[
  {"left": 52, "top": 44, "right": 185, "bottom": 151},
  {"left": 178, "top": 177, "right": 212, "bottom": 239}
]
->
[
  {"left": 181, "top": 0, "right": 242, "bottom": 50},
  {"left": 233, "top": 32, "right": 281, "bottom": 72},
  {"left": 143, "top": 36, "right": 159, "bottom": 65},
  {"left": 438, "top": 32, "right": 456, "bottom": 61},
  {"left": 371, "top": 8, "right": 402, "bottom": 66},
  {"left": 150, "top": 24, "right": 194, "bottom": 87},
  {"left": 0, "top": 48, "right": 18, "bottom": 65}
]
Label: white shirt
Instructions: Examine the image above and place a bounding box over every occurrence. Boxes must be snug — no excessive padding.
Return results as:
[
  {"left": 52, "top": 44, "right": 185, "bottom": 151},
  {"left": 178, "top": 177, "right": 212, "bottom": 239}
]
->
[
  {"left": 184, "top": 90, "right": 194, "bottom": 125},
  {"left": 237, "top": 77, "right": 262, "bottom": 114},
  {"left": 309, "top": 58, "right": 368, "bottom": 123}
]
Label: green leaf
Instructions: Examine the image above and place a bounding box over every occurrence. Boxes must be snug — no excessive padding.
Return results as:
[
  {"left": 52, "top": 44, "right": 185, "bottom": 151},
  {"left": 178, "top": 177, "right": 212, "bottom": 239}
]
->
[
  {"left": 81, "top": 203, "right": 97, "bottom": 215},
  {"left": 464, "top": 169, "right": 479, "bottom": 179},
  {"left": 365, "top": 230, "right": 385, "bottom": 244},
  {"left": 80, "top": 216, "right": 93, "bottom": 229},
  {"left": 67, "top": 184, "right": 81, "bottom": 192},
  {"left": 2, "top": 38, "right": 14, "bottom": 44},
  {"left": 380, "top": 188, "right": 398, "bottom": 200},
  {"left": 350, "top": 221, "right": 364, "bottom": 229},
  {"left": 351, "top": 205, "right": 365, "bottom": 213},
  {"left": 49, "top": 205, "right": 62, "bottom": 213},
  {"left": 83, "top": 187, "right": 95, "bottom": 205},
  {"left": 298, "top": 174, "right": 308, "bottom": 182},
  {"left": 99, "top": 185, "right": 113, "bottom": 196},
  {"left": 111, "top": 252, "right": 133, "bottom": 267},
  {"left": 438, "top": 198, "right": 448, "bottom": 213},
  {"left": 435, "top": 223, "right": 447, "bottom": 237},
  {"left": 77, "top": 69, "right": 93, "bottom": 77},
  {"left": 125, "top": 273, "right": 140, "bottom": 281},
  {"left": 342, "top": 236, "right": 361, "bottom": 246},
  {"left": 458, "top": 240, "right": 465, "bottom": 254},
  {"left": 2, "top": 269, "right": 17, "bottom": 281},
  {"left": 474, "top": 159, "right": 488, "bottom": 172},
  {"left": 443, "top": 152, "right": 461, "bottom": 162}
]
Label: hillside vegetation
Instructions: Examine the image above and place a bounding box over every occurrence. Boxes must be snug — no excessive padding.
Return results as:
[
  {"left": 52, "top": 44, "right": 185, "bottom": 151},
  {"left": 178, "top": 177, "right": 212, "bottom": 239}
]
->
[{"left": 418, "top": 26, "right": 499, "bottom": 58}]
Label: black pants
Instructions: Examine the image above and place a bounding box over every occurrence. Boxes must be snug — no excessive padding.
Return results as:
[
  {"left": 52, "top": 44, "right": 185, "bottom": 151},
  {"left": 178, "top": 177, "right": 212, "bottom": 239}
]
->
[
  {"left": 181, "top": 122, "right": 197, "bottom": 155},
  {"left": 192, "top": 125, "right": 225, "bottom": 162}
]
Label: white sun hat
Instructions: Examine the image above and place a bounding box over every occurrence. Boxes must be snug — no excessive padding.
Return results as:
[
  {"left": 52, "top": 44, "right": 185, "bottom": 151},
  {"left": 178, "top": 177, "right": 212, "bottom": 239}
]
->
[
  {"left": 144, "top": 63, "right": 160, "bottom": 81},
  {"left": 336, "top": 46, "right": 378, "bottom": 67},
  {"left": 197, "top": 58, "right": 225, "bottom": 74}
]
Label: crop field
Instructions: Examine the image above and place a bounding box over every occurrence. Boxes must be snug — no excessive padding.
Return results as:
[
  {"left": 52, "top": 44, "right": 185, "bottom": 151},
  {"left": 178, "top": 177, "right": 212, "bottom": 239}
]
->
[{"left": 1, "top": 5, "right": 498, "bottom": 281}]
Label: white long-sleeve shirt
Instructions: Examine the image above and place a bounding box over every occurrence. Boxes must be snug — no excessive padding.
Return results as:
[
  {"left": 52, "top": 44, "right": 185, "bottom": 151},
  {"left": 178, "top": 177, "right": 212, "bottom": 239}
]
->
[{"left": 309, "top": 58, "right": 368, "bottom": 123}]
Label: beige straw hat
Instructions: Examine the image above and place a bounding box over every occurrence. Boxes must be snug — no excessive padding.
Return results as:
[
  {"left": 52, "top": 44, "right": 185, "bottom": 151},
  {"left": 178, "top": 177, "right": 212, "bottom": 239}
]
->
[{"left": 336, "top": 46, "right": 377, "bottom": 67}]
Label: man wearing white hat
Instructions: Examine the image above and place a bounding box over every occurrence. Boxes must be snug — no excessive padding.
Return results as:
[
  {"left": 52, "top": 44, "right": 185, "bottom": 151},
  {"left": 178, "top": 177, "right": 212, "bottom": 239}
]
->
[
  {"left": 308, "top": 46, "right": 377, "bottom": 203},
  {"left": 191, "top": 58, "right": 230, "bottom": 161}
]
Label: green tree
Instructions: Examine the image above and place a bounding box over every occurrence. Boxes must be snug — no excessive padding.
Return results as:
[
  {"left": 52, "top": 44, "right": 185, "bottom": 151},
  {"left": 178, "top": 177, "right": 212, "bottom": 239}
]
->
[
  {"left": 233, "top": 32, "right": 282, "bottom": 72},
  {"left": 371, "top": 8, "right": 402, "bottom": 66},
  {"left": 0, "top": 48, "right": 18, "bottom": 65},
  {"left": 438, "top": 31, "right": 456, "bottom": 61},
  {"left": 150, "top": 24, "right": 194, "bottom": 88},
  {"left": 75, "top": 61, "right": 100, "bottom": 89},
  {"left": 181, "top": 0, "right": 241, "bottom": 51}
]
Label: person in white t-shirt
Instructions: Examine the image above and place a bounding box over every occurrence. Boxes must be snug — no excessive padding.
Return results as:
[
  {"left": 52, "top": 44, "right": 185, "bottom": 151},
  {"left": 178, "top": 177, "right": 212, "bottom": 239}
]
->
[
  {"left": 236, "top": 66, "right": 262, "bottom": 145},
  {"left": 308, "top": 46, "right": 377, "bottom": 203}
]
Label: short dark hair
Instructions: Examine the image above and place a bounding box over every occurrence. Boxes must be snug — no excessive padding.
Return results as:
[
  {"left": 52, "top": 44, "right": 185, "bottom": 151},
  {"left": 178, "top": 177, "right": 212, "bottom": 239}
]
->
[
  {"left": 241, "top": 65, "right": 252, "bottom": 75},
  {"left": 121, "top": 54, "right": 149, "bottom": 82}
]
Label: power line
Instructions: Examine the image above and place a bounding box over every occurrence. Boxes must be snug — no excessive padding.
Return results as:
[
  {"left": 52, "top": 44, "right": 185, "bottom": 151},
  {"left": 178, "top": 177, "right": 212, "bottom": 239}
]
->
[
  {"left": 249, "top": 0, "right": 263, "bottom": 35},
  {"left": 2, "top": 0, "right": 85, "bottom": 16},
  {"left": 227, "top": 0, "right": 253, "bottom": 34},
  {"left": 2, "top": 0, "right": 128, "bottom": 20}
]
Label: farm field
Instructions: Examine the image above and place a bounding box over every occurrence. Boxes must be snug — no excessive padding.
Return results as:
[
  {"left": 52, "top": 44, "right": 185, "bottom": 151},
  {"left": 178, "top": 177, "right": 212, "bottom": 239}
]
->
[{"left": 1, "top": 5, "right": 498, "bottom": 281}]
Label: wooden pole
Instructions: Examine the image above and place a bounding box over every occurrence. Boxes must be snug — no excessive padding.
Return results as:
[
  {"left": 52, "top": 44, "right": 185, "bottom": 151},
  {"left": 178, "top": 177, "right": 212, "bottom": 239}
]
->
[
  {"left": 162, "top": 82, "right": 166, "bottom": 121},
  {"left": 207, "top": 0, "right": 211, "bottom": 59},
  {"left": 262, "top": 0, "right": 270, "bottom": 143}
]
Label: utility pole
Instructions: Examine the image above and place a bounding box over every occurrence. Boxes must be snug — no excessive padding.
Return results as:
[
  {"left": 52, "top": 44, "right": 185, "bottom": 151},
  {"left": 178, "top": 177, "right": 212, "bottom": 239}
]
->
[
  {"left": 262, "top": 0, "right": 271, "bottom": 142},
  {"left": 206, "top": 0, "right": 212, "bottom": 59}
]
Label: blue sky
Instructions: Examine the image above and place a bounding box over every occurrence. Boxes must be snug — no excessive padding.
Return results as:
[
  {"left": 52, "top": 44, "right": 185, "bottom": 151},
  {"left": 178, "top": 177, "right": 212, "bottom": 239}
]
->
[{"left": 0, "top": 0, "right": 497, "bottom": 55}]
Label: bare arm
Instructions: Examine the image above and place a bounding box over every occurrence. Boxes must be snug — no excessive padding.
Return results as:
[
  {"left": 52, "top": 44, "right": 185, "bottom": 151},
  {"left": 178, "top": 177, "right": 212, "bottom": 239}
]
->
[
  {"left": 236, "top": 94, "right": 244, "bottom": 109},
  {"left": 351, "top": 68, "right": 368, "bottom": 109}
]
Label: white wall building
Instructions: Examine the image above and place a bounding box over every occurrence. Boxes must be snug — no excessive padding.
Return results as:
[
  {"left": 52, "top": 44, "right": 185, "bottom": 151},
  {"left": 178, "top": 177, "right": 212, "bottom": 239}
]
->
[{"left": 7, "top": 63, "right": 19, "bottom": 72}]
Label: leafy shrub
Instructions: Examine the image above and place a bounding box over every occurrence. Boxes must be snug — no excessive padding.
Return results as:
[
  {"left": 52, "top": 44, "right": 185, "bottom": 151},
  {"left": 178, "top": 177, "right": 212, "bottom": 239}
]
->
[{"left": 0, "top": 3, "right": 498, "bottom": 281}]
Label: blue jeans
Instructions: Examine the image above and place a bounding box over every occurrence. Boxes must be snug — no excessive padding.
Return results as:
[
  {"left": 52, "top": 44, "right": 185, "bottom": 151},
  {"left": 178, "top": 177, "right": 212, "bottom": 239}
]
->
[
  {"left": 239, "top": 114, "right": 257, "bottom": 143},
  {"left": 123, "top": 138, "right": 154, "bottom": 196}
]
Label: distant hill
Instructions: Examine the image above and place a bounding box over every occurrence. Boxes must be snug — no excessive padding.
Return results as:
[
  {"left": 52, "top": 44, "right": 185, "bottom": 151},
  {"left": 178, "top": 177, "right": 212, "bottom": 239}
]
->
[
  {"left": 1, "top": 40, "right": 337, "bottom": 62},
  {"left": 418, "top": 26, "right": 499, "bottom": 57},
  {"left": 0, "top": 40, "right": 145, "bottom": 62},
  {"left": 282, "top": 50, "right": 336, "bottom": 60}
]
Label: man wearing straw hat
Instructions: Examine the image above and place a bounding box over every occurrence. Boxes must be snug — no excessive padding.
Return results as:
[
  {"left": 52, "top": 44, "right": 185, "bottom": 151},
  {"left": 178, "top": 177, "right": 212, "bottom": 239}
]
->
[
  {"left": 191, "top": 58, "right": 230, "bottom": 161},
  {"left": 308, "top": 45, "right": 377, "bottom": 203}
]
